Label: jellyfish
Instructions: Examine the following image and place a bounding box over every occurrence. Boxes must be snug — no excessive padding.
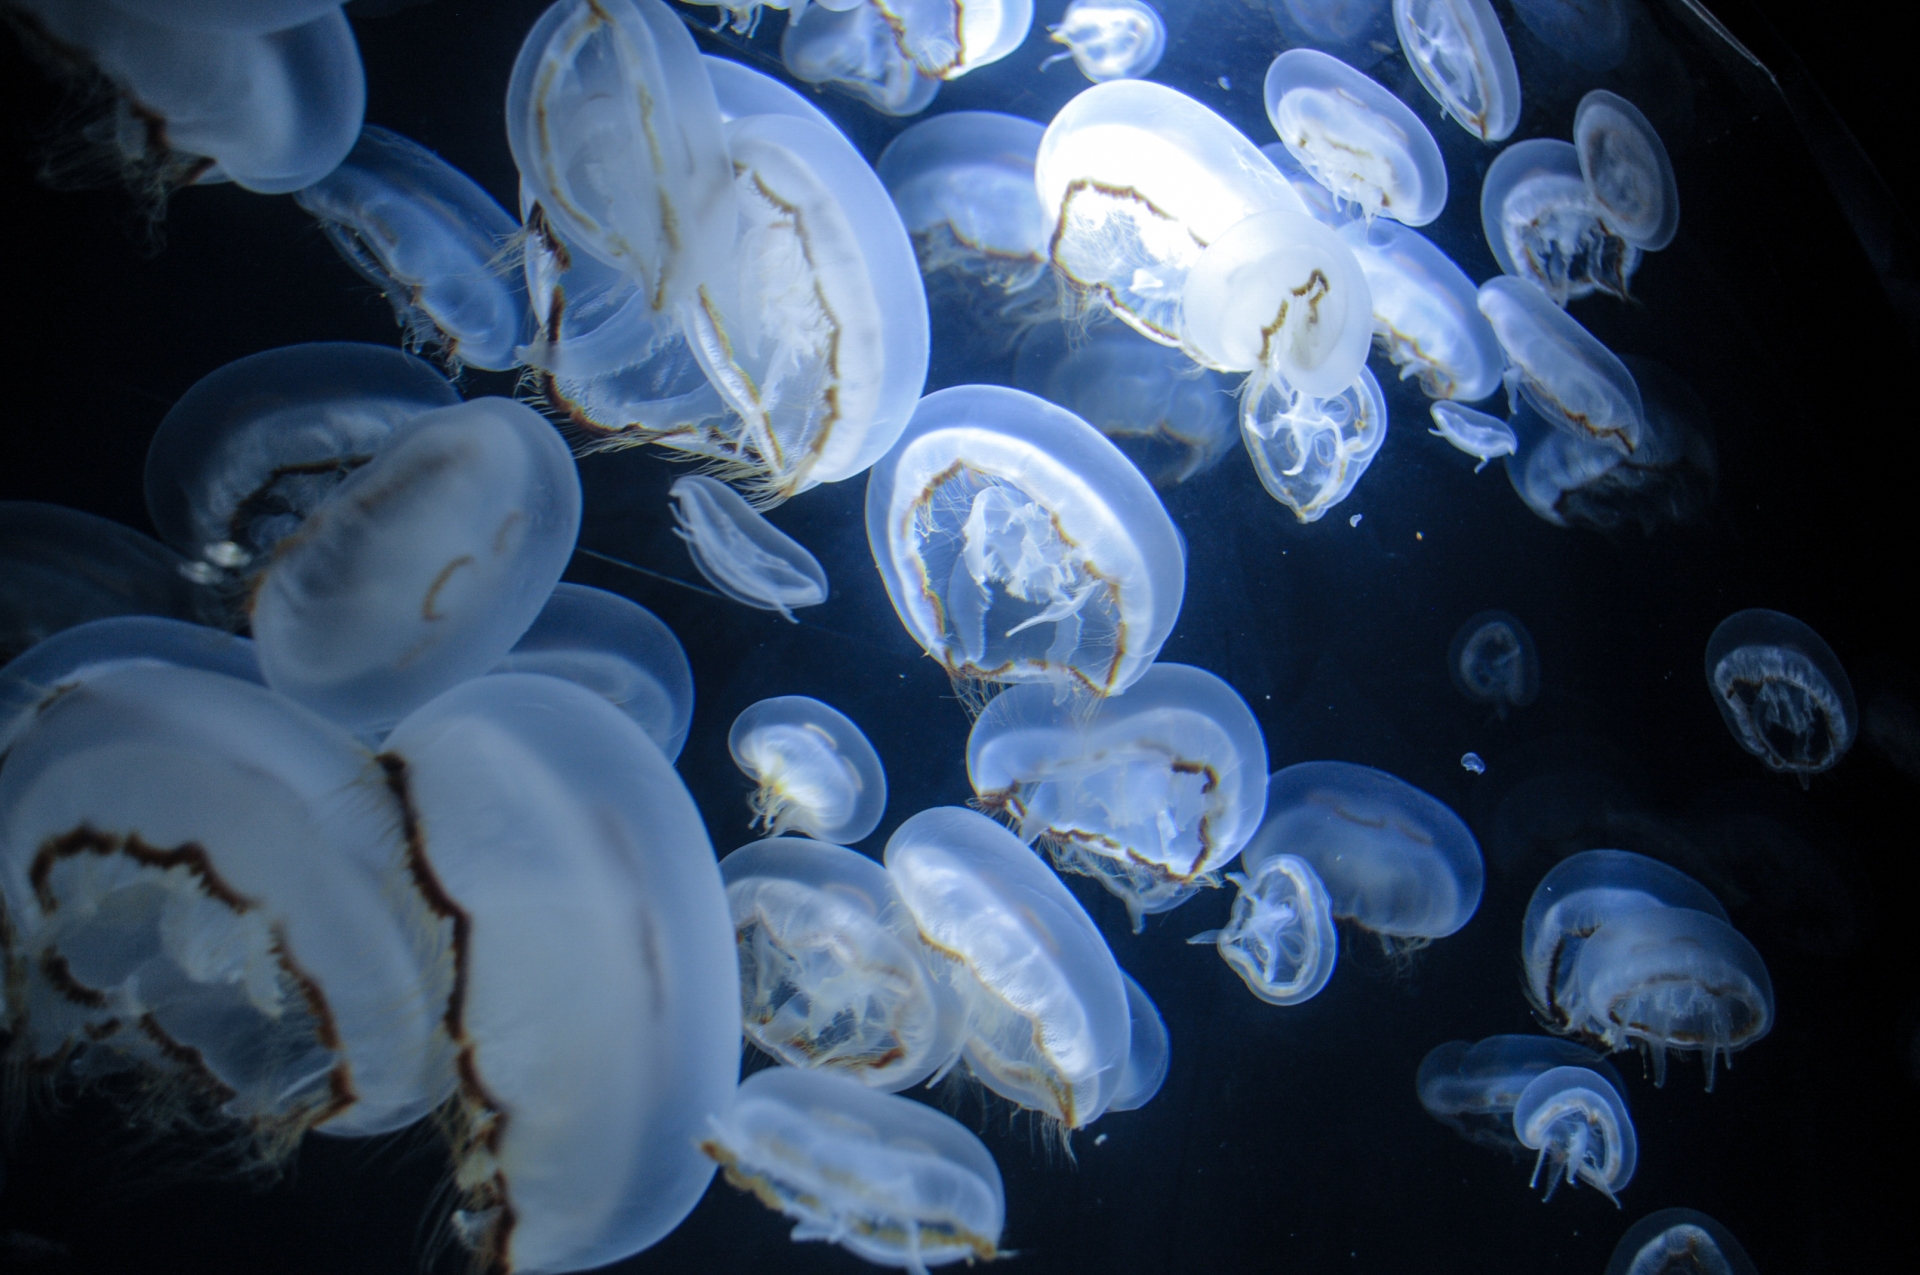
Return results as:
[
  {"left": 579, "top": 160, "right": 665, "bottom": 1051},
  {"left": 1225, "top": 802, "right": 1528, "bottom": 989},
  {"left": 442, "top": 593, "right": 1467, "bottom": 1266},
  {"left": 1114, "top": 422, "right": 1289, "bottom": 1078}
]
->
[
  {"left": 1258, "top": 142, "right": 1356, "bottom": 229},
  {"left": 729, "top": 697, "right": 888, "bottom": 844},
  {"left": 780, "top": 1, "right": 941, "bottom": 117},
  {"left": 1575, "top": 91, "right": 1680, "bottom": 252},
  {"left": 495, "top": 583, "right": 694, "bottom": 761},
  {"left": 1268, "top": 0, "right": 1396, "bottom": 69},
  {"left": 669, "top": 476, "right": 830, "bottom": 622},
  {"left": 1013, "top": 320, "right": 1238, "bottom": 488},
  {"left": 1481, "top": 139, "right": 1640, "bottom": 305},
  {"left": 1190, "top": 851, "right": 1338, "bottom": 1006},
  {"left": 864, "top": 385, "right": 1186, "bottom": 698},
  {"left": 1416, "top": 1034, "right": 1624, "bottom": 1153},
  {"left": 293, "top": 126, "right": 529, "bottom": 372},
  {"left": 1337, "top": 218, "right": 1504, "bottom": 401},
  {"left": 717, "top": 837, "right": 964, "bottom": 1092},
  {"left": 1263, "top": 48, "right": 1448, "bottom": 226},
  {"left": 1460, "top": 751, "right": 1485, "bottom": 773},
  {"left": 1107, "top": 972, "right": 1170, "bottom": 1111},
  {"left": 1430, "top": 401, "right": 1517, "bottom": 471},
  {"left": 966, "top": 662, "right": 1268, "bottom": 928},
  {"left": 1705, "top": 609, "right": 1855, "bottom": 781},
  {"left": 700, "top": 1067, "right": 1004, "bottom": 1270},
  {"left": 867, "top": 0, "right": 1035, "bottom": 81},
  {"left": 1392, "top": 0, "right": 1520, "bottom": 142},
  {"left": 1043, "top": 0, "right": 1167, "bottom": 83},
  {"left": 682, "top": 0, "right": 799, "bottom": 38},
  {"left": 1511, "top": 1065, "right": 1637, "bottom": 1204},
  {"left": 248, "top": 396, "right": 582, "bottom": 732},
  {"left": 1035, "top": 79, "right": 1306, "bottom": 344},
  {"left": 1241, "top": 366, "right": 1390, "bottom": 523},
  {"left": 1448, "top": 610, "right": 1539, "bottom": 717},
  {"left": 1605, "top": 1209, "right": 1759, "bottom": 1275},
  {"left": 1478, "top": 275, "right": 1644, "bottom": 455},
  {"left": 883, "top": 806, "right": 1131, "bottom": 1128},
  {"left": 1249, "top": 762, "right": 1484, "bottom": 948},
  {"left": 703, "top": 52, "right": 839, "bottom": 129},
  {"left": 1507, "top": 0, "right": 1628, "bottom": 73},
  {"left": 877, "top": 111, "right": 1052, "bottom": 302}
]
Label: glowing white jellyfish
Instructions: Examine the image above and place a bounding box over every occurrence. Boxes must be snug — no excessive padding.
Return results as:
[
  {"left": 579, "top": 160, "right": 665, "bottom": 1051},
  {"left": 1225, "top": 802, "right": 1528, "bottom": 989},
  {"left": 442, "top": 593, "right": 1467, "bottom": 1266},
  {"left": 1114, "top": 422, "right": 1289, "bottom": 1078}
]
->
[
  {"left": 1036, "top": 79, "right": 1307, "bottom": 344},
  {"left": 1606, "top": 1208, "right": 1759, "bottom": 1275},
  {"left": 1337, "top": 218, "right": 1504, "bottom": 401},
  {"left": 1478, "top": 275, "right": 1644, "bottom": 455},
  {"left": 1190, "top": 850, "right": 1337, "bottom": 1006},
  {"left": 248, "top": 397, "right": 582, "bottom": 731},
  {"left": 142, "top": 342, "right": 460, "bottom": 576},
  {"left": 1449, "top": 610, "right": 1538, "bottom": 716},
  {"left": 1706, "top": 609, "right": 1854, "bottom": 781},
  {"left": 1108, "top": 972, "right": 1169, "bottom": 1111},
  {"left": 1429, "top": 401, "right": 1516, "bottom": 471},
  {"left": 701, "top": 1067, "right": 1004, "bottom": 1270},
  {"left": 718, "top": 837, "right": 963, "bottom": 1092},
  {"left": 1508, "top": 0, "right": 1628, "bottom": 73},
  {"left": 1263, "top": 48, "right": 1448, "bottom": 226},
  {"left": 864, "top": 385, "right": 1186, "bottom": 697},
  {"left": 1575, "top": 91, "right": 1679, "bottom": 252},
  {"left": 1481, "top": 139, "right": 1639, "bottom": 305},
  {"left": 1044, "top": 0, "right": 1167, "bottom": 83},
  {"left": 966, "top": 662, "right": 1268, "bottom": 928},
  {"left": 293, "top": 126, "right": 529, "bottom": 372},
  {"left": 878, "top": 111, "right": 1051, "bottom": 296},
  {"left": 883, "top": 806, "right": 1131, "bottom": 1128},
  {"left": 780, "top": 1, "right": 941, "bottom": 117},
  {"left": 729, "top": 697, "right": 888, "bottom": 844},
  {"left": 0, "top": 502, "right": 211, "bottom": 662},
  {"left": 1512, "top": 1065, "right": 1637, "bottom": 1204},
  {"left": 670, "top": 476, "right": 830, "bottom": 622},
  {"left": 1241, "top": 366, "right": 1389, "bottom": 523},
  {"left": 496, "top": 583, "right": 694, "bottom": 760},
  {"left": 1417, "top": 1035, "right": 1623, "bottom": 1152},
  {"left": 1392, "top": 0, "right": 1519, "bottom": 142}
]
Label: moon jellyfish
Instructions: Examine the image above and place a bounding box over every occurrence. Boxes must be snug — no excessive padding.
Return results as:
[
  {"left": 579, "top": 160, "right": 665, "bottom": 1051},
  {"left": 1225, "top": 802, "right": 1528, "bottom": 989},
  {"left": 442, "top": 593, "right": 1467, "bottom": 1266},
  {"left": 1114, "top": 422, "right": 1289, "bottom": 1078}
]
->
[
  {"left": 1190, "top": 850, "right": 1338, "bottom": 1006},
  {"left": 1575, "top": 92, "right": 1679, "bottom": 252},
  {"left": 700, "top": 1067, "right": 1004, "bottom": 1270},
  {"left": 670, "top": 476, "right": 830, "bottom": 622},
  {"left": 1392, "top": 0, "right": 1520, "bottom": 142},
  {"left": 1107, "top": 972, "right": 1169, "bottom": 1111},
  {"left": 1263, "top": 48, "right": 1448, "bottom": 226},
  {"left": 1508, "top": 0, "right": 1628, "bottom": 73},
  {"left": 1512, "top": 1065, "right": 1637, "bottom": 1204},
  {"left": 495, "top": 583, "right": 694, "bottom": 760},
  {"left": 249, "top": 397, "right": 581, "bottom": 731},
  {"left": 1044, "top": 0, "right": 1166, "bottom": 83},
  {"left": 293, "top": 126, "right": 528, "bottom": 372},
  {"left": 1460, "top": 751, "right": 1485, "bottom": 773},
  {"left": 0, "top": 503, "right": 210, "bottom": 663},
  {"left": 865, "top": 385, "right": 1185, "bottom": 698},
  {"left": 1479, "top": 275, "right": 1644, "bottom": 455},
  {"left": 966, "top": 663, "right": 1268, "bottom": 928},
  {"left": 1036, "top": 79, "right": 1306, "bottom": 344},
  {"left": 718, "top": 837, "right": 963, "bottom": 1092},
  {"left": 1338, "top": 217, "right": 1503, "bottom": 401},
  {"left": 1481, "top": 139, "right": 1640, "bottom": 305},
  {"left": 877, "top": 111, "right": 1052, "bottom": 305},
  {"left": 866, "top": 0, "right": 1034, "bottom": 80},
  {"left": 780, "top": 1, "right": 941, "bottom": 117},
  {"left": 729, "top": 697, "right": 888, "bottom": 844},
  {"left": 1429, "top": 401, "right": 1516, "bottom": 471},
  {"left": 1417, "top": 1035, "right": 1623, "bottom": 1153},
  {"left": 1706, "top": 609, "right": 1854, "bottom": 781},
  {"left": 1449, "top": 610, "right": 1539, "bottom": 717},
  {"left": 883, "top": 806, "right": 1130, "bottom": 1128},
  {"left": 1249, "top": 762, "right": 1484, "bottom": 947},
  {"left": 1259, "top": 141, "right": 1355, "bottom": 229},
  {"left": 1606, "top": 1209, "right": 1759, "bottom": 1275},
  {"left": 1241, "top": 366, "right": 1389, "bottom": 523}
]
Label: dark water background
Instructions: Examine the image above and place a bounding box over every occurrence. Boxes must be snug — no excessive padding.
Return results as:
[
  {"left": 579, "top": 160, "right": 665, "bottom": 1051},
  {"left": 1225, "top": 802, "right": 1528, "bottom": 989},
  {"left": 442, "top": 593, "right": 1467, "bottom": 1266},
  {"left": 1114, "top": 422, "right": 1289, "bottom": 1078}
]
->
[{"left": 1, "top": 1, "right": 1915, "bottom": 1271}]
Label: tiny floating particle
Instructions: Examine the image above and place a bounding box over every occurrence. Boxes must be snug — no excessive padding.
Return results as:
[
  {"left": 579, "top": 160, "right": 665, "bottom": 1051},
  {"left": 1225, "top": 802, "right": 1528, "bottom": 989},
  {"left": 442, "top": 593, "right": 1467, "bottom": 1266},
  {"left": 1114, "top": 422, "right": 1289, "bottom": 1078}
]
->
[
  {"left": 1350, "top": 513, "right": 1364, "bottom": 527},
  {"left": 1095, "top": 1133, "right": 1109, "bottom": 1146},
  {"left": 1461, "top": 751, "right": 1486, "bottom": 774},
  {"left": 1218, "top": 75, "right": 1232, "bottom": 90}
]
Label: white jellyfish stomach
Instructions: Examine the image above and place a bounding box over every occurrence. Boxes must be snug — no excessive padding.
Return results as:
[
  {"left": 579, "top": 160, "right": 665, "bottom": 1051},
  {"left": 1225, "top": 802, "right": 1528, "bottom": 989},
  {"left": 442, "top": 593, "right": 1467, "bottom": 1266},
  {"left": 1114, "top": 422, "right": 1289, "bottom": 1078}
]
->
[
  {"left": 1338, "top": 217, "right": 1504, "bottom": 402},
  {"left": 1263, "top": 47, "right": 1448, "bottom": 226},
  {"left": 1478, "top": 275, "right": 1645, "bottom": 455},
  {"left": 728, "top": 696, "right": 888, "bottom": 844},
  {"left": 1481, "top": 139, "right": 1641, "bottom": 305},
  {"left": 1428, "top": 400, "right": 1517, "bottom": 471},
  {"left": 1241, "top": 365, "right": 1390, "bottom": 523},
  {"left": 1512, "top": 1065, "right": 1638, "bottom": 1204},
  {"left": 1191, "top": 850, "right": 1338, "bottom": 1006},
  {"left": 865, "top": 385, "right": 1186, "bottom": 697},
  {"left": 669, "top": 475, "right": 829, "bottom": 622},
  {"left": 1392, "top": 0, "right": 1520, "bottom": 142},
  {"left": 1704, "top": 609, "right": 1855, "bottom": 780},
  {"left": 1575, "top": 91, "right": 1680, "bottom": 251},
  {"left": 1044, "top": 0, "right": 1167, "bottom": 83}
]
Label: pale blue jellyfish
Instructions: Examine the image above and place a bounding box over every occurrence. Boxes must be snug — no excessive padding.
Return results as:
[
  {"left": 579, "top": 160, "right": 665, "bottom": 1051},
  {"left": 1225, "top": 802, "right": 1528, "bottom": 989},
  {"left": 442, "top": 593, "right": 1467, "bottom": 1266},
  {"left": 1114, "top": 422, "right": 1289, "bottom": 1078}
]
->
[
  {"left": 1449, "top": 610, "right": 1539, "bottom": 717},
  {"left": 1512, "top": 1064, "right": 1637, "bottom": 1204},
  {"left": 1191, "top": 849, "right": 1338, "bottom": 1006},
  {"left": 1705, "top": 609, "right": 1854, "bottom": 781},
  {"left": 1338, "top": 217, "right": 1504, "bottom": 401},
  {"left": 1044, "top": 0, "right": 1166, "bottom": 83},
  {"left": 1606, "top": 1209, "right": 1759, "bottom": 1275},
  {"left": 1241, "top": 366, "right": 1390, "bottom": 523},
  {"left": 1107, "top": 972, "right": 1170, "bottom": 1112},
  {"left": 1481, "top": 139, "right": 1639, "bottom": 305},
  {"left": 1393, "top": 0, "right": 1520, "bottom": 142},
  {"left": 1263, "top": 48, "right": 1448, "bottom": 226},
  {"left": 1479, "top": 275, "right": 1645, "bottom": 455},
  {"left": 1508, "top": 0, "right": 1628, "bottom": 72},
  {"left": 1417, "top": 1034, "right": 1624, "bottom": 1152},
  {"left": 728, "top": 696, "right": 887, "bottom": 843},
  {"left": 780, "top": 1, "right": 941, "bottom": 117},
  {"left": 670, "top": 476, "right": 830, "bottom": 622},
  {"left": 0, "top": 502, "right": 211, "bottom": 662},
  {"left": 1429, "top": 401, "right": 1516, "bottom": 471},
  {"left": 1576, "top": 91, "right": 1680, "bottom": 252},
  {"left": 877, "top": 111, "right": 1051, "bottom": 299}
]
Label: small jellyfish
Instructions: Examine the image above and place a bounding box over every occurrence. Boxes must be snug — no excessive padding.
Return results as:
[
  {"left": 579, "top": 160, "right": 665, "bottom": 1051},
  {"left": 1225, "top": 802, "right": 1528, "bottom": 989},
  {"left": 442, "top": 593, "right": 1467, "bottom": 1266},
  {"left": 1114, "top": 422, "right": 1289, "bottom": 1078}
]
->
[
  {"left": 1338, "top": 218, "right": 1504, "bottom": 401},
  {"left": 1605, "top": 1208, "right": 1759, "bottom": 1275},
  {"left": 1481, "top": 139, "right": 1640, "bottom": 305},
  {"left": 495, "top": 583, "right": 694, "bottom": 760},
  {"left": 1478, "top": 275, "right": 1644, "bottom": 455},
  {"left": 780, "top": 1, "right": 941, "bottom": 117},
  {"left": 1190, "top": 851, "right": 1338, "bottom": 1006},
  {"left": 294, "top": 125, "right": 529, "bottom": 372},
  {"left": 1575, "top": 91, "right": 1680, "bottom": 252},
  {"left": 700, "top": 1067, "right": 1004, "bottom": 1270},
  {"left": 1512, "top": 1065, "right": 1637, "bottom": 1204},
  {"left": 1107, "top": 972, "right": 1170, "bottom": 1111},
  {"left": 1241, "top": 366, "right": 1390, "bottom": 523},
  {"left": 1460, "top": 751, "right": 1485, "bottom": 773},
  {"left": 1449, "top": 610, "right": 1539, "bottom": 717},
  {"left": 884, "top": 806, "right": 1131, "bottom": 1128},
  {"left": 1429, "top": 401, "right": 1517, "bottom": 471},
  {"left": 1507, "top": 0, "right": 1628, "bottom": 73},
  {"left": 1416, "top": 1034, "right": 1623, "bottom": 1152},
  {"left": 1705, "top": 609, "right": 1855, "bottom": 781},
  {"left": 729, "top": 697, "right": 888, "bottom": 844},
  {"left": 877, "top": 111, "right": 1053, "bottom": 304},
  {"left": 1392, "top": 0, "right": 1520, "bottom": 142},
  {"left": 1263, "top": 48, "right": 1448, "bottom": 226},
  {"left": 669, "top": 476, "right": 830, "bottom": 622},
  {"left": 1044, "top": 0, "right": 1167, "bottom": 83},
  {"left": 718, "top": 837, "right": 963, "bottom": 1091},
  {"left": 966, "top": 662, "right": 1269, "bottom": 927}
]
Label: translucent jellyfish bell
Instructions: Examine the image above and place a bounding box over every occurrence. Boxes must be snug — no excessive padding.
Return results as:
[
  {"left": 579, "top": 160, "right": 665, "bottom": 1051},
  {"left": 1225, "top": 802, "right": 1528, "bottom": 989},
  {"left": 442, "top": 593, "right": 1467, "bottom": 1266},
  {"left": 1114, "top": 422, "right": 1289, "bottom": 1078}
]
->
[
  {"left": 1416, "top": 1035, "right": 1623, "bottom": 1153},
  {"left": 1190, "top": 851, "right": 1338, "bottom": 1006},
  {"left": 702, "top": 53, "right": 838, "bottom": 129},
  {"left": 1605, "top": 1208, "right": 1759, "bottom": 1275},
  {"left": 728, "top": 697, "right": 888, "bottom": 844},
  {"left": 1337, "top": 217, "right": 1504, "bottom": 401},
  {"left": 718, "top": 837, "right": 963, "bottom": 1091},
  {"left": 1478, "top": 275, "right": 1645, "bottom": 455},
  {"left": 1107, "top": 971, "right": 1170, "bottom": 1112},
  {"left": 1263, "top": 48, "right": 1448, "bottom": 226},
  {"left": 877, "top": 111, "right": 1051, "bottom": 296},
  {"left": 293, "top": 126, "right": 529, "bottom": 372},
  {"left": 966, "top": 662, "right": 1268, "bottom": 928},
  {"left": 1429, "top": 401, "right": 1516, "bottom": 471},
  {"left": 1045, "top": 0, "right": 1167, "bottom": 83},
  {"left": 1705, "top": 609, "right": 1855, "bottom": 780},
  {"left": 1511, "top": 1065, "right": 1637, "bottom": 1204},
  {"left": 1448, "top": 609, "right": 1539, "bottom": 717},
  {"left": 1481, "top": 139, "right": 1640, "bottom": 305},
  {"left": 865, "top": 385, "right": 1186, "bottom": 697},
  {"left": 1575, "top": 91, "right": 1680, "bottom": 252},
  {"left": 1241, "top": 366, "right": 1390, "bottom": 523},
  {"left": 1259, "top": 141, "right": 1356, "bottom": 229},
  {"left": 1508, "top": 0, "right": 1628, "bottom": 73},
  {"left": 669, "top": 476, "right": 830, "bottom": 622},
  {"left": 1392, "top": 0, "right": 1520, "bottom": 142},
  {"left": 701, "top": 1067, "right": 1005, "bottom": 1270},
  {"left": 0, "top": 502, "right": 210, "bottom": 662},
  {"left": 780, "top": 1, "right": 941, "bottom": 117},
  {"left": 883, "top": 806, "right": 1131, "bottom": 1128}
]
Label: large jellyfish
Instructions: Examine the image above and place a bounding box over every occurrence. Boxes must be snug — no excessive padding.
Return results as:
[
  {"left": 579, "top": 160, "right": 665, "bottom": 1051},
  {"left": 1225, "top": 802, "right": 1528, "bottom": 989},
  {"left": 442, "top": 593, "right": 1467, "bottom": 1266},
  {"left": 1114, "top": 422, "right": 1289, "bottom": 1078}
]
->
[
  {"left": 1512, "top": 1064, "right": 1637, "bottom": 1204},
  {"left": 1190, "top": 849, "right": 1338, "bottom": 1006},
  {"left": 718, "top": 837, "right": 963, "bottom": 1092},
  {"left": 1107, "top": 972, "right": 1170, "bottom": 1111},
  {"left": 1705, "top": 609, "right": 1855, "bottom": 781},
  {"left": 1508, "top": 0, "right": 1628, "bottom": 72},
  {"left": 1044, "top": 0, "right": 1166, "bottom": 83},
  {"left": 1481, "top": 139, "right": 1639, "bottom": 305},
  {"left": 1263, "top": 48, "right": 1448, "bottom": 226},
  {"left": 1575, "top": 91, "right": 1680, "bottom": 252},
  {"left": 1241, "top": 366, "right": 1390, "bottom": 523},
  {"left": 293, "top": 125, "right": 529, "bottom": 372},
  {"left": 966, "top": 662, "right": 1268, "bottom": 928},
  {"left": 701, "top": 1067, "right": 1004, "bottom": 1270},
  {"left": 864, "top": 385, "right": 1186, "bottom": 698},
  {"left": 1478, "top": 275, "right": 1644, "bottom": 455},
  {"left": 1337, "top": 217, "right": 1504, "bottom": 401},
  {"left": 780, "top": 1, "right": 941, "bottom": 117},
  {"left": 883, "top": 806, "right": 1131, "bottom": 1128},
  {"left": 1417, "top": 1035, "right": 1624, "bottom": 1153},
  {"left": 669, "top": 476, "right": 830, "bottom": 622},
  {"left": 1392, "top": 0, "right": 1520, "bottom": 142},
  {"left": 0, "top": 502, "right": 211, "bottom": 662},
  {"left": 1605, "top": 1208, "right": 1759, "bottom": 1275},
  {"left": 1449, "top": 609, "right": 1539, "bottom": 717},
  {"left": 1429, "top": 401, "right": 1517, "bottom": 471},
  {"left": 728, "top": 697, "right": 888, "bottom": 844}
]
